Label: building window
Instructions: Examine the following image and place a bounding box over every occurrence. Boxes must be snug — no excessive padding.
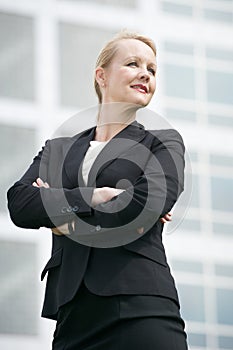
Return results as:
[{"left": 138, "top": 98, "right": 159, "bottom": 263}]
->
[
  {"left": 188, "top": 333, "right": 207, "bottom": 348},
  {"left": 190, "top": 174, "right": 200, "bottom": 208},
  {"left": 59, "top": 24, "right": 116, "bottom": 108},
  {"left": 0, "top": 12, "right": 35, "bottom": 101},
  {"left": 161, "top": 1, "right": 193, "bottom": 17},
  {"left": 0, "top": 123, "right": 36, "bottom": 212},
  {"left": 0, "top": 240, "right": 38, "bottom": 335},
  {"left": 213, "top": 222, "right": 233, "bottom": 236},
  {"left": 218, "top": 336, "right": 233, "bottom": 350},
  {"left": 163, "top": 64, "right": 195, "bottom": 100},
  {"left": 206, "top": 47, "right": 233, "bottom": 62},
  {"left": 171, "top": 260, "right": 203, "bottom": 274},
  {"left": 166, "top": 108, "right": 196, "bottom": 123},
  {"left": 204, "top": 8, "right": 233, "bottom": 24},
  {"left": 208, "top": 114, "right": 233, "bottom": 128},
  {"left": 164, "top": 41, "right": 194, "bottom": 55},
  {"left": 210, "top": 154, "right": 233, "bottom": 168},
  {"left": 215, "top": 264, "right": 233, "bottom": 278},
  {"left": 58, "top": 0, "right": 137, "bottom": 7},
  {"left": 189, "top": 151, "right": 198, "bottom": 163},
  {"left": 178, "top": 218, "right": 201, "bottom": 233},
  {"left": 207, "top": 71, "right": 233, "bottom": 105},
  {"left": 216, "top": 289, "right": 233, "bottom": 325},
  {"left": 178, "top": 284, "right": 205, "bottom": 322},
  {"left": 211, "top": 177, "right": 233, "bottom": 212}
]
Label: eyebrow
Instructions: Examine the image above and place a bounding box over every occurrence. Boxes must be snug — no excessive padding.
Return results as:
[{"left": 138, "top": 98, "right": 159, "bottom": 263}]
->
[{"left": 124, "top": 56, "right": 157, "bottom": 67}]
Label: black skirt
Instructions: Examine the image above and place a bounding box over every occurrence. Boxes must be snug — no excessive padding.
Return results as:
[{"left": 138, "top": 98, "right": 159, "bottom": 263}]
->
[{"left": 52, "top": 282, "right": 188, "bottom": 350}]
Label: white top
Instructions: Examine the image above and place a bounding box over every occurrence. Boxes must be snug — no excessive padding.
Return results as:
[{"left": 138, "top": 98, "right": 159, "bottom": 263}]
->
[{"left": 82, "top": 140, "right": 108, "bottom": 185}]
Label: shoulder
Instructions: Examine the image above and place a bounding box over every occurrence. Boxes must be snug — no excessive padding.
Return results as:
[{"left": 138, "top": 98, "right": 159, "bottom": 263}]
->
[
  {"left": 147, "top": 128, "right": 184, "bottom": 144},
  {"left": 145, "top": 128, "right": 185, "bottom": 155},
  {"left": 45, "top": 126, "right": 95, "bottom": 149},
  {"left": 147, "top": 128, "right": 183, "bottom": 143}
]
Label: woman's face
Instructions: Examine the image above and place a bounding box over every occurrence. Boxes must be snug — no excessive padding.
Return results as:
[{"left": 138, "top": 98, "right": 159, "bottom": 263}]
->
[{"left": 99, "top": 39, "right": 157, "bottom": 106}]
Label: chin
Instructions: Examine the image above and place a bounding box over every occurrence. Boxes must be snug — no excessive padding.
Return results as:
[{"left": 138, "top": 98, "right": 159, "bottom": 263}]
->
[
  {"left": 135, "top": 95, "right": 151, "bottom": 106},
  {"left": 134, "top": 99, "right": 150, "bottom": 108},
  {"left": 124, "top": 96, "right": 149, "bottom": 107}
]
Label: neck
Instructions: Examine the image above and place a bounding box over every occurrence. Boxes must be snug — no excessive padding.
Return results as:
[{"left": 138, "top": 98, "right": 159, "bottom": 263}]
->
[{"left": 94, "top": 102, "right": 138, "bottom": 142}]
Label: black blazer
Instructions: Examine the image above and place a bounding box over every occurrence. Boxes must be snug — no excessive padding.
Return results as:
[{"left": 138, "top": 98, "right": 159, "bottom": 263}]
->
[{"left": 7, "top": 121, "right": 185, "bottom": 320}]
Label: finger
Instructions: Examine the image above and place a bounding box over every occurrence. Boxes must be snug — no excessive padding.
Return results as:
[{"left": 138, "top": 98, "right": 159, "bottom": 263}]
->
[
  {"left": 160, "top": 218, "right": 166, "bottom": 223},
  {"left": 114, "top": 189, "right": 125, "bottom": 196},
  {"left": 36, "top": 178, "right": 43, "bottom": 185},
  {"left": 137, "top": 227, "right": 144, "bottom": 234},
  {"left": 53, "top": 223, "right": 70, "bottom": 235},
  {"left": 51, "top": 229, "right": 63, "bottom": 236},
  {"left": 164, "top": 214, "right": 172, "bottom": 221},
  {"left": 37, "top": 178, "right": 50, "bottom": 188},
  {"left": 32, "top": 182, "right": 39, "bottom": 187},
  {"left": 118, "top": 189, "right": 125, "bottom": 193}
]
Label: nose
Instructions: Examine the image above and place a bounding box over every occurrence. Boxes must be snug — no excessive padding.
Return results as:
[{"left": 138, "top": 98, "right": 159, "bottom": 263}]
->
[{"left": 138, "top": 68, "right": 150, "bottom": 82}]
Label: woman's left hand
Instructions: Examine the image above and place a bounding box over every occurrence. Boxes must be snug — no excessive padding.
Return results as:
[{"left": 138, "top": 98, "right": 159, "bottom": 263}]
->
[
  {"left": 137, "top": 212, "right": 172, "bottom": 234},
  {"left": 160, "top": 212, "right": 172, "bottom": 224}
]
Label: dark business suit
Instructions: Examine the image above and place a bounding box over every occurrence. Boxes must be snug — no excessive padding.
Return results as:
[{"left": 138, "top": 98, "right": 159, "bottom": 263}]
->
[{"left": 7, "top": 121, "right": 187, "bottom": 349}]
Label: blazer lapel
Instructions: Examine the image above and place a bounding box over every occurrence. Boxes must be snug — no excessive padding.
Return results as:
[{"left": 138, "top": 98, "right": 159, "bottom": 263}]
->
[
  {"left": 62, "top": 127, "right": 96, "bottom": 188},
  {"left": 87, "top": 121, "right": 146, "bottom": 187}
]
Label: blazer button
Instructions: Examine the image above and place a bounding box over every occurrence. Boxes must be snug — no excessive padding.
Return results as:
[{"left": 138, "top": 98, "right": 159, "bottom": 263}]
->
[
  {"left": 95, "top": 225, "right": 101, "bottom": 231},
  {"left": 72, "top": 206, "right": 79, "bottom": 212},
  {"left": 61, "top": 207, "right": 67, "bottom": 213},
  {"left": 67, "top": 206, "right": 73, "bottom": 213}
]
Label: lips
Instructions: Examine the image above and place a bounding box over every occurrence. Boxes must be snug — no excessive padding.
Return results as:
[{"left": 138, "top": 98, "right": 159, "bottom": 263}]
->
[{"left": 130, "top": 84, "right": 148, "bottom": 93}]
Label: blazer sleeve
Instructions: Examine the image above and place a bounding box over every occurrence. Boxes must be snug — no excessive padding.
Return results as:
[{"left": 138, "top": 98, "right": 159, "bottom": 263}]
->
[
  {"left": 73, "top": 129, "right": 185, "bottom": 235},
  {"left": 7, "top": 140, "right": 94, "bottom": 229}
]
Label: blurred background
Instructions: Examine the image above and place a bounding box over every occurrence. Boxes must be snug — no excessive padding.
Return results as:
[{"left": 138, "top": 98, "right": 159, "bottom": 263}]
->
[{"left": 0, "top": 0, "right": 232, "bottom": 349}]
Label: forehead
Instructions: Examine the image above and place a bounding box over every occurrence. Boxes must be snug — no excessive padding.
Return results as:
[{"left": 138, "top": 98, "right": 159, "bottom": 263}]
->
[{"left": 114, "top": 38, "right": 156, "bottom": 63}]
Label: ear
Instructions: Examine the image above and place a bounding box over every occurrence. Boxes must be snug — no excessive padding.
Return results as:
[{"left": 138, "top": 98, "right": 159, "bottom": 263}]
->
[{"left": 95, "top": 66, "right": 107, "bottom": 87}]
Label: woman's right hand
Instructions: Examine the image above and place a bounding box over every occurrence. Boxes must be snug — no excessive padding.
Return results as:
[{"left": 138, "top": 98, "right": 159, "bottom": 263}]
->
[
  {"left": 91, "top": 187, "right": 125, "bottom": 207},
  {"left": 32, "top": 177, "right": 73, "bottom": 236}
]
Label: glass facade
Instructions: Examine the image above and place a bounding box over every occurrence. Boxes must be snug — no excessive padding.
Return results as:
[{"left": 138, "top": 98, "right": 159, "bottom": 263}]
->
[
  {"left": 59, "top": 0, "right": 137, "bottom": 7},
  {"left": 188, "top": 333, "right": 207, "bottom": 348},
  {"left": 216, "top": 289, "right": 233, "bottom": 325},
  {"left": 211, "top": 177, "right": 233, "bottom": 212},
  {"left": 0, "top": 240, "right": 38, "bottom": 335},
  {"left": 0, "top": 12, "right": 35, "bottom": 100},
  {"left": 0, "top": 124, "right": 36, "bottom": 212},
  {"left": 208, "top": 114, "right": 233, "bottom": 128},
  {"left": 219, "top": 336, "right": 233, "bottom": 350},
  {"left": 206, "top": 47, "right": 233, "bottom": 62},
  {"left": 163, "top": 64, "right": 196, "bottom": 100},
  {"left": 178, "top": 284, "right": 206, "bottom": 322},
  {"left": 204, "top": 8, "right": 233, "bottom": 23},
  {"left": 207, "top": 71, "right": 233, "bottom": 105},
  {"left": 0, "top": 0, "right": 232, "bottom": 349},
  {"left": 59, "top": 24, "right": 116, "bottom": 108},
  {"left": 161, "top": 1, "right": 193, "bottom": 16},
  {"left": 165, "top": 108, "right": 196, "bottom": 123}
]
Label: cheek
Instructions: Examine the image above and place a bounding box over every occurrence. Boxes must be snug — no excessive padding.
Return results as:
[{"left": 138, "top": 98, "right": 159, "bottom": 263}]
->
[
  {"left": 108, "top": 68, "right": 129, "bottom": 87},
  {"left": 150, "top": 79, "right": 156, "bottom": 93},
  {"left": 119, "top": 67, "right": 136, "bottom": 80}
]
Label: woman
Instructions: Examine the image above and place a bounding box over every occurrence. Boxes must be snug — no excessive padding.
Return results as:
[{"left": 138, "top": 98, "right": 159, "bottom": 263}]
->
[{"left": 7, "top": 32, "right": 188, "bottom": 349}]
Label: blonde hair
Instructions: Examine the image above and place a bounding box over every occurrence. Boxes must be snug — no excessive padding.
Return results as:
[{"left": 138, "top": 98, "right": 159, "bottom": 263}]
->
[{"left": 94, "top": 31, "right": 156, "bottom": 104}]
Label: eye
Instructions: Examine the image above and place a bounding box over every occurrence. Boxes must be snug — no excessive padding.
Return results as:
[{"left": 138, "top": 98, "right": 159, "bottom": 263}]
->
[
  {"left": 127, "top": 61, "right": 138, "bottom": 67},
  {"left": 148, "top": 67, "right": 156, "bottom": 76}
]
